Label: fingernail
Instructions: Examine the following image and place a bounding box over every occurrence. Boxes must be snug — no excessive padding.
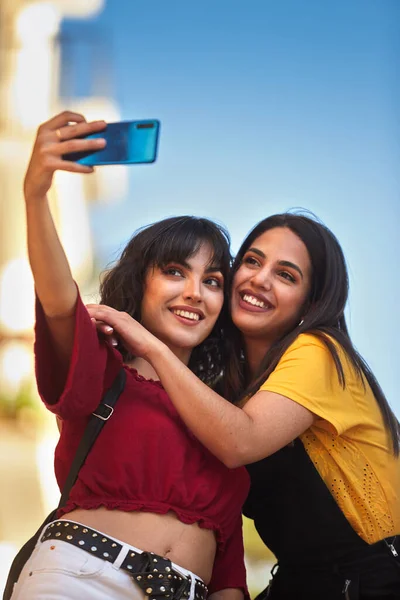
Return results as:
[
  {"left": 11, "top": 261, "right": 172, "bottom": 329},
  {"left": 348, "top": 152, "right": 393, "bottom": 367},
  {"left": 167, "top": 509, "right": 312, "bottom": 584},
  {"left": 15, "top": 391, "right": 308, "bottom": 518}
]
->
[
  {"left": 95, "top": 138, "right": 106, "bottom": 146},
  {"left": 111, "top": 340, "right": 118, "bottom": 346},
  {"left": 105, "top": 326, "right": 113, "bottom": 333},
  {"left": 91, "top": 318, "right": 96, "bottom": 323}
]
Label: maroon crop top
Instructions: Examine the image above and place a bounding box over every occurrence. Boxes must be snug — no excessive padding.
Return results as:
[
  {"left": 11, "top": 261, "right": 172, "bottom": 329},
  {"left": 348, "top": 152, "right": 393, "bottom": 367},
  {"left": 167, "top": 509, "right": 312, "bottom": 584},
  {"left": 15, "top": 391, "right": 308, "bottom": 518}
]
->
[{"left": 34, "top": 292, "right": 250, "bottom": 595}]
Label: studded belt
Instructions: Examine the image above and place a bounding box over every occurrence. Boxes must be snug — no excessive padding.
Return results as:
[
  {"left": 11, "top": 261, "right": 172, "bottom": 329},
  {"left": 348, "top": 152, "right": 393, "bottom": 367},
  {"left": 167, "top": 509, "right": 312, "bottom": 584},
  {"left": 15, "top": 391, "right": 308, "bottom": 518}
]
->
[{"left": 41, "top": 521, "right": 208, "bottom": 600}]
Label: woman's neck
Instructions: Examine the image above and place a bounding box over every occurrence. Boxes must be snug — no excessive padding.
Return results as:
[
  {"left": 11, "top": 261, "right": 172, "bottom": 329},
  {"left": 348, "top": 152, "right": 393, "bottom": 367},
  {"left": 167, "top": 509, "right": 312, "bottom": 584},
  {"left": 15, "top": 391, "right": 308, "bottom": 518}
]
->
[
  {"left": 244, "top": 337, "right": 274, "bottom": 378},
  {"left": 129, "top": 357, "right": 160, "bottom": 380},
  {"left": 128, "top": 346, "right": 191, "bottom": 380}
]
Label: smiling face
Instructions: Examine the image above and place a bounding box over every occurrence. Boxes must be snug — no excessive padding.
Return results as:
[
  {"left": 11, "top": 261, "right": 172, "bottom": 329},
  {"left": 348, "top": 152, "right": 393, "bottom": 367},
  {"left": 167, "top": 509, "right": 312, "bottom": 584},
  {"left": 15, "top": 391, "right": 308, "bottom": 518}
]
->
[
  {"left": 231, "top": 227, "right": 312, "bottom": 351},
  {"left": 140, "top": 243, "right": 225, "bottom": 364}
]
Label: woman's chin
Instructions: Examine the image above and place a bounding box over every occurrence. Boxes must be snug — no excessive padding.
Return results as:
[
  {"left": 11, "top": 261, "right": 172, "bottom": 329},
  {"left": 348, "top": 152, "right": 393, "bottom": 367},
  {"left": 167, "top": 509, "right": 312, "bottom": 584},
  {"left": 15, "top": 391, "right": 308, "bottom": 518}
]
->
[
  {"left": 232, "top": 310, "right": 267, "bottom": 334},
  {"left": 161, "top": 330, "right": 210, "bottom": 353}
]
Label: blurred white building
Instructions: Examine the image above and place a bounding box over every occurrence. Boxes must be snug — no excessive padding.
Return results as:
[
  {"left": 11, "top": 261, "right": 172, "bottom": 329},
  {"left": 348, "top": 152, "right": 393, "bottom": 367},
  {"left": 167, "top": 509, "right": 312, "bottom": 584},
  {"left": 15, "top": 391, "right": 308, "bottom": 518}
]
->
[{"left": 0, "top": 0, "right": 127, "bottom": 591}]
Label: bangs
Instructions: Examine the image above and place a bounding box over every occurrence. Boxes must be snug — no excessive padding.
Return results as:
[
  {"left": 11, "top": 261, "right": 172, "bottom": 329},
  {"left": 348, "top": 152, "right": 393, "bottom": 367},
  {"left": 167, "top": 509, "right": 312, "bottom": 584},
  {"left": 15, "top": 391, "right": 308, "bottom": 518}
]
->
[{"left": 144, "top": 217, "right": 231, "bottom": 273}]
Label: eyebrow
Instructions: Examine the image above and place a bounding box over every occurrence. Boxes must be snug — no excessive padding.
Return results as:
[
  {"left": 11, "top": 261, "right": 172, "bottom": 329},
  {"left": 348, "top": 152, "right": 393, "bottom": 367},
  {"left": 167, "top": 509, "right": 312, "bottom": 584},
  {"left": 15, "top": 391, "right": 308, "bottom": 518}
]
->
[
  {"left": 206, "top": 265, "right": 223, "bottom": 274},
  {"left": 168, "top": 260, "right": 223, "bottom": 275},
  {"left": 247, "top": 247, "right": 304, "bottom": 279}
]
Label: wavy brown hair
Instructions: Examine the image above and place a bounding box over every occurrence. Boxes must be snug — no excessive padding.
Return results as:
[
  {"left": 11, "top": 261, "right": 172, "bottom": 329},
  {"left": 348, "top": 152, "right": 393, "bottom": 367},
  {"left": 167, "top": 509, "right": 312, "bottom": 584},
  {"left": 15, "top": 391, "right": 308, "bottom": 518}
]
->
[
  {"left": 225, "top": 213, "right": 400, "bottom": 455},
  {"left": 99, "top": 216, "right": 232, "bottom": 387}
]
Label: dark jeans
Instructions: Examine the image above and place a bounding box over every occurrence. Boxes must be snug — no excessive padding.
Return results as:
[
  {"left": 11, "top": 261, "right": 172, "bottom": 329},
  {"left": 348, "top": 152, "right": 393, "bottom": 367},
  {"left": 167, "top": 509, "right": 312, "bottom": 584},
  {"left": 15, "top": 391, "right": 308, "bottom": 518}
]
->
[{"left": 256, "top": 538, "right": 400, "bottom": 600}]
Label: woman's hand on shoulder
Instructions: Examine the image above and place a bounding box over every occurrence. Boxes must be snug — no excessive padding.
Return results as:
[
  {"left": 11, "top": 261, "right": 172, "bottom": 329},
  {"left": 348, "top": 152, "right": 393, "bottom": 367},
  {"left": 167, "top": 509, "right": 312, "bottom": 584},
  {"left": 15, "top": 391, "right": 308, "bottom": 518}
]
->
[
  {"left": 87, "top": 304, "right": 166, "bottom": 360},
  {"left": 24, "top": 111, "right": 107, "bottom": 201}
]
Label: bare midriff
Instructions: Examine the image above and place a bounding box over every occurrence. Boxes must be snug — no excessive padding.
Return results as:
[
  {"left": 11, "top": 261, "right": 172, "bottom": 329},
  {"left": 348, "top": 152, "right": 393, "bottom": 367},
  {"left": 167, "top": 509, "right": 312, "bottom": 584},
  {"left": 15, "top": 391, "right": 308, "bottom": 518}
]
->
[{"left": 62, "top": 508, "right": 217, "bottom": 583}]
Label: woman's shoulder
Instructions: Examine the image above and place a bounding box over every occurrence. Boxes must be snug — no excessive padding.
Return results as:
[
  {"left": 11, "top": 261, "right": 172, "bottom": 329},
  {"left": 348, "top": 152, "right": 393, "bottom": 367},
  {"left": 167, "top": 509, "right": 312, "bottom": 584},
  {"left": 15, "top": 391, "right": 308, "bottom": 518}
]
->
[
  {"left": 283, "top": 332, "right": 368, "bottom": 400},
  {"left": 293, "top": 332, "right": 326, "bottom": 345},
  {"left": 278, "top": 332, "right": 364, "bottom": 391},
  {"left": 285, "top": 332, "right": 336, "bottom": 355}
]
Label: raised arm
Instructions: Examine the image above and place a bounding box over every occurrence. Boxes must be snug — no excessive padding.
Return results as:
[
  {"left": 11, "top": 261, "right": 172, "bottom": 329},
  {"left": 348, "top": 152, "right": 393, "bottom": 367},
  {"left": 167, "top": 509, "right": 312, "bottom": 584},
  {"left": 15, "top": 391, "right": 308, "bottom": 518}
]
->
[
  {"left": 25, "top": 112, "right": 106, "bottom": 369},
  {"left": 86, "top": 305, "right": 315, "bottom": 468}
]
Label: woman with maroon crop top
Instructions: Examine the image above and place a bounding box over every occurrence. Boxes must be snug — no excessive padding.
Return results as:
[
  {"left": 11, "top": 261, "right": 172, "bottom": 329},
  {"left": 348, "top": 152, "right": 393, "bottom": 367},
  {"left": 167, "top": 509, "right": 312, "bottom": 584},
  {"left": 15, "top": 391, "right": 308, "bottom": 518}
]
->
[{"left": 10, "top": 112, "right": 250, "bottom": 600}]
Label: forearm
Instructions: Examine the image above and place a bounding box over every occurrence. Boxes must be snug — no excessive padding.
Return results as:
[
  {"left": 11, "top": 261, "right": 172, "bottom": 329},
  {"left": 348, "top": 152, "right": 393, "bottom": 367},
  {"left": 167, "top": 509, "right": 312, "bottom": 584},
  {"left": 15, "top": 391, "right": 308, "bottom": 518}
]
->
[
  {"left": 25, "top": 195, "right": 77, "bottom": 318},
  {"left": 147, "top": 343, "right": 253, "bottom": 468},
  {"left": 23, "top": 111, "right": 104, "bottom": 318}
]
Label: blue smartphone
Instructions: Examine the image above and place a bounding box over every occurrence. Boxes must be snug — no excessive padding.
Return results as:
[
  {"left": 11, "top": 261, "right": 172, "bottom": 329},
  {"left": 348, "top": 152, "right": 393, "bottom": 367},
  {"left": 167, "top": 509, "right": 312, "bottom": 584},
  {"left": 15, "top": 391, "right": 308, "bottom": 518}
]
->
[{"left": 63, "top": 120, "right": 160, "bottom": 166}]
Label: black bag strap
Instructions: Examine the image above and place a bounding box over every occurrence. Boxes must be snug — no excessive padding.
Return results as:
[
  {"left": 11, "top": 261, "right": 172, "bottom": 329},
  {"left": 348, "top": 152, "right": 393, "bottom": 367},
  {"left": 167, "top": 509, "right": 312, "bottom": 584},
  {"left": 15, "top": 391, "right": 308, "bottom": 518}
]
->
[{"left": 58, "top": 367, "right": 126, "bottom": 509}]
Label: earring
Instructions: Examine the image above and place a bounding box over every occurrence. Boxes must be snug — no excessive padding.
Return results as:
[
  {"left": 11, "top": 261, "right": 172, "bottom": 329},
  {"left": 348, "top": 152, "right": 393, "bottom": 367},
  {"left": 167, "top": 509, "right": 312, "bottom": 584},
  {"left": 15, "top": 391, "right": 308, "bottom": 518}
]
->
[{"left": 298, "top": 319, "right": 304, "bottom": 327}]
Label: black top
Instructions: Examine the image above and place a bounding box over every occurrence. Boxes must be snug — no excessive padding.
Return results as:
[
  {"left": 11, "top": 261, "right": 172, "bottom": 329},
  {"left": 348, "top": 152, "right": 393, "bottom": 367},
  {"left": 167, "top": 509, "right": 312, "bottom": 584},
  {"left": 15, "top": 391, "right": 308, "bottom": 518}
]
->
[{"left": 244, "top": 438, "right": 371, "bottom": 567}]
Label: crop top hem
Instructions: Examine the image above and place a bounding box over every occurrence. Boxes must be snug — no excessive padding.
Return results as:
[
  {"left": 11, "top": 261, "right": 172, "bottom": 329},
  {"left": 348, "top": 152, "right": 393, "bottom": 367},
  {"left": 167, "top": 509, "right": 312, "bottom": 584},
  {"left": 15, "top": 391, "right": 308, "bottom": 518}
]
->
[
  {"left": 126, "top": 366, "right": 164, "bottom": 389},
  {"left": 57, "top": 499, "right": 226, "bottom": 548}
]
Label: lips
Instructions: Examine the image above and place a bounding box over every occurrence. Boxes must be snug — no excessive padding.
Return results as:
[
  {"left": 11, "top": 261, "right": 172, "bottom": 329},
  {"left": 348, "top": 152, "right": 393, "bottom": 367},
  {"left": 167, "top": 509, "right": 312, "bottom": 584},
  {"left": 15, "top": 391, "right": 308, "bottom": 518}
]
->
[
  {"left": 238, "top": 290, "right": 274, "bottom": 312},
  {"left": 169, "top": 305, "right": 205, "bottom": 323}
]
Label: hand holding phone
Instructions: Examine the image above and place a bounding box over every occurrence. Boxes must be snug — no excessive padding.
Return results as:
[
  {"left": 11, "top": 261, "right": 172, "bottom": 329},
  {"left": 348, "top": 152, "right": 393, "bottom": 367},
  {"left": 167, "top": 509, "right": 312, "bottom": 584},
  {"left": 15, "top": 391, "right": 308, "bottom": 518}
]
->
[
  {"left": 62, "top": 120, "right": 160, "bottom": 166},
  {"left": 24, "top": 112, "right": 108, "bottom": 201}
]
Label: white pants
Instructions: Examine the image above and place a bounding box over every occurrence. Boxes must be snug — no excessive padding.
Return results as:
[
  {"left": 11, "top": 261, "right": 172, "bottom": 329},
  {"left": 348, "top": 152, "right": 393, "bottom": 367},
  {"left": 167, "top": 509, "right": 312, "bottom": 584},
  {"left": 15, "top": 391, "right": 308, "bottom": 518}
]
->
[{"left": 11, "top": 520, "right": 203, "bottom": 600}]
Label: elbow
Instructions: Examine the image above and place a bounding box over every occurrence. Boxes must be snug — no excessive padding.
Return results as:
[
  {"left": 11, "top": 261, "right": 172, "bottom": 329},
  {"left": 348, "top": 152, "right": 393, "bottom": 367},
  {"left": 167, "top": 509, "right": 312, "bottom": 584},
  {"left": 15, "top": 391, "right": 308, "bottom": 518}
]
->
[
  {"left": 219, "top": 437, "right": 267, "bottom": 469},
  {"left": 224, "top": 458, "right": 245, "bottom": 469},
  {"left": 224, "top": 456, "right": 248, "bottom": 469},
  {"left": 44, "top": 307, "right": 76, "bottom": 320},
  {"left": 220, "top": 447, "right": 249, "bottom": 470},
  {"left": 37, "top": 285, "right": 78, "bottom": 320}
]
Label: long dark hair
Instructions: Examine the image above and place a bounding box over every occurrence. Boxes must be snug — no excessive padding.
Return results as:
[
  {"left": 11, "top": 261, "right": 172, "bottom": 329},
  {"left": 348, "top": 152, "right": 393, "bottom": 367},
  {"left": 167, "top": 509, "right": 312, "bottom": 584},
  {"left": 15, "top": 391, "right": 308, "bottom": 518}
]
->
[
  {"left": 100, "top": 216, "right": 232, "bottom": 387},
  {"left": 226, "top": 213, "right": 400, "bottom": 455}
]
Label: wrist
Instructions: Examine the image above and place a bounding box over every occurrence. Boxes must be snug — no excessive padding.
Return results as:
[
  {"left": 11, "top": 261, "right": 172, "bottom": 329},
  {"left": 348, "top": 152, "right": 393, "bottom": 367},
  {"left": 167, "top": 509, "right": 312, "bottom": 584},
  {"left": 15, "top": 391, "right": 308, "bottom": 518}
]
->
[
  {"left": 145, "top": 338, "right": 169, "bottom": 366},
  {"left": 24, "top": 191, "right": 48, "bottom": 206}
]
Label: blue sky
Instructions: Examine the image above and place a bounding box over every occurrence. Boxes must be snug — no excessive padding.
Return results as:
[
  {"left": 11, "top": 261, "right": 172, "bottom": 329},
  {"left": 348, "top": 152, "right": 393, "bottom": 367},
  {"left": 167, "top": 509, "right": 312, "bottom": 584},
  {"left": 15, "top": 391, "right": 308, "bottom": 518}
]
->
[{"left": 63, "top": 0, "right": 399, "bottom": 412}]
